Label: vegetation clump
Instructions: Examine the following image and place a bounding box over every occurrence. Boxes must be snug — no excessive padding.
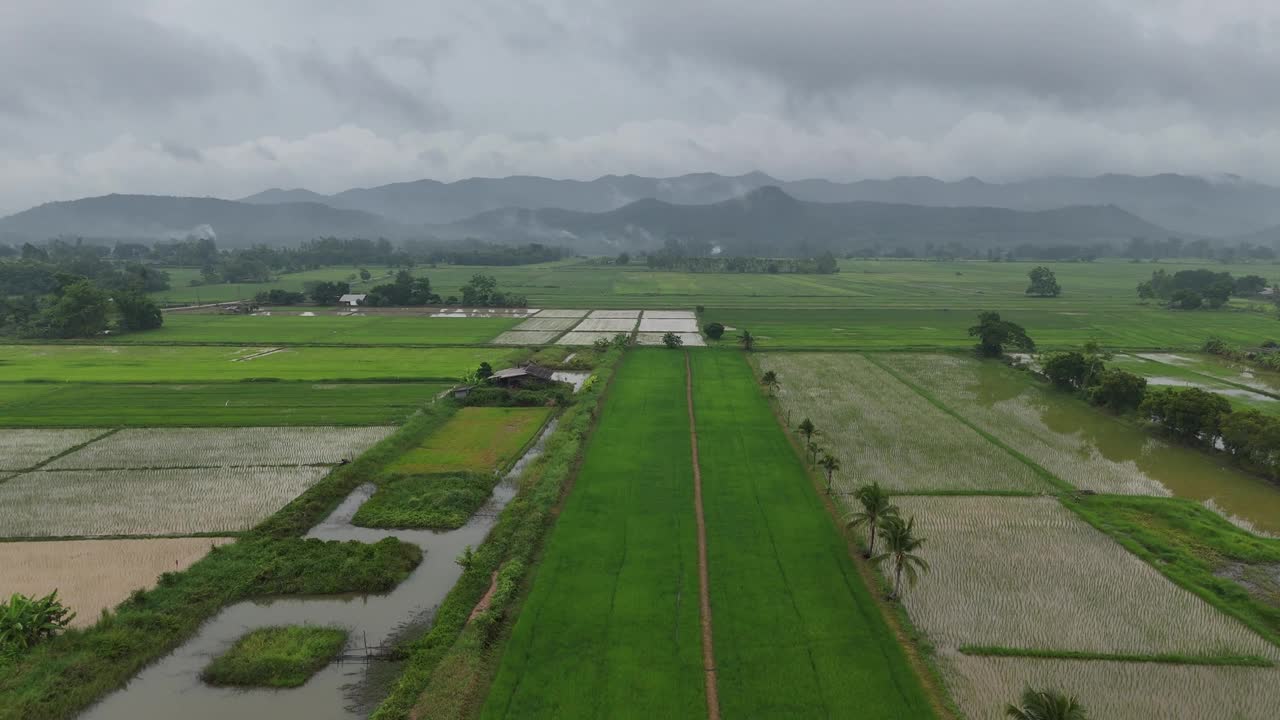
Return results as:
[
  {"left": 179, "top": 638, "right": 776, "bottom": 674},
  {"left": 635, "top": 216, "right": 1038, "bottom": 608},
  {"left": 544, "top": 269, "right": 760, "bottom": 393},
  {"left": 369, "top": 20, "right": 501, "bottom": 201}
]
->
[
  {"left": 201, "top": 625, "right": 348, "bottom": 688},
  {"left": 353, "top": 473, "right": 495, "bottom": 530},
  {"left": 0, "top": 592, "right": 75, "bottom": 658},
  {"left": 1025, "top": 266, "right": 1061, "bottom": 297},
  {"left": 968, "top": 311, "right": 1035, "bottom": 357}
]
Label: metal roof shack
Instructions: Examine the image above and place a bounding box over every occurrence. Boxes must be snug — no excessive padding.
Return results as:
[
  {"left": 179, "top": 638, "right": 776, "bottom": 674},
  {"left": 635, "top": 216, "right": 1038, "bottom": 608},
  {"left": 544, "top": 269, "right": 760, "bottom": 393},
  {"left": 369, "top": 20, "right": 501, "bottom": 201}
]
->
[
  {"left": 488, "top": 364, "right": 557, "bottom": 386},
  {"left": 339, "top": 293, "right": 367, "bottom": 306}
]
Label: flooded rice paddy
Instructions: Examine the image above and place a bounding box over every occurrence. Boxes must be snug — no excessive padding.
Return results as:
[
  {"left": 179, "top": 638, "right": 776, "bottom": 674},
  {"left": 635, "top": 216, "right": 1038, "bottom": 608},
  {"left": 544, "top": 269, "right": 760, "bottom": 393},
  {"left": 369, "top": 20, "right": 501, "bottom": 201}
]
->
[
  {"left": 886, "top": 355, "right": 1280, "bottom": 534},
  {"left": 81, "top": 419, "right": 557, "bottom": 720}
]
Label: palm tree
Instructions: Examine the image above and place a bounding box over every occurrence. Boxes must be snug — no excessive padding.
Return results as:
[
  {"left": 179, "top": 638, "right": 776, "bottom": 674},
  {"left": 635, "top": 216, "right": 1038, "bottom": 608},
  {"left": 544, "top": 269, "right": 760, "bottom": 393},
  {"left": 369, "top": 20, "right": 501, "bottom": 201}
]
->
[
  {"left": 847, "top": 483, "right": 898, "bottom": 557},
  {"left": 1005, "top": 687, "right": 1087, "bottom": 720},
  {"left": 738, "top": 329, "right": 755, "bottom": 351},
  {"left": 797, "top": 417, "right": 815, "bottom": 446},
  {"left": 872, "top": 515, "right": 929, "bottom": 600},
  {"left": 818, "top": 452, "right": 841, "bottom": 494},
  {"left": 761, "top": 370, "right": 779, "bottom": 395},
  {"left": 806, "top": 440, "right": 820, "bottom": 467}
]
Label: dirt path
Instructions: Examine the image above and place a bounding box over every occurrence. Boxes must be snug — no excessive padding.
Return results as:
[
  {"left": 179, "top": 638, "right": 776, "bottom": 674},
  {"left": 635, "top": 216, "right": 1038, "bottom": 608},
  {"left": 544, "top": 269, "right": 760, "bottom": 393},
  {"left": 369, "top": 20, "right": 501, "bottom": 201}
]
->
[{"left": 684, "top": 352, "right": 721, "bottom": 720}]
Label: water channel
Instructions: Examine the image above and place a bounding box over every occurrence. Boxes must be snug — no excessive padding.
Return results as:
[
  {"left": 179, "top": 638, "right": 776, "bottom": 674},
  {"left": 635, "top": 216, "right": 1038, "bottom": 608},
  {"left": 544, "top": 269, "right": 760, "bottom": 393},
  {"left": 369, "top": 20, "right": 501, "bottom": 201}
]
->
[{"left": 81, "top": 419, "right": 558, "bottom": 720}]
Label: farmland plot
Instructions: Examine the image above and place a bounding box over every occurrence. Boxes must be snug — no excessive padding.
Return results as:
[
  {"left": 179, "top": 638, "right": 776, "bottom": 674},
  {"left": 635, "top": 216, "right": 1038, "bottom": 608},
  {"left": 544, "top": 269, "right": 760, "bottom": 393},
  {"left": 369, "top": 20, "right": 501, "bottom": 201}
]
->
[
  {"left": 941, "top": 651, "right": 1280, "bottom": 720},
  {"left": 390, "top": 407, "right": 551, "bottom": 474},
  {"left": 0, "top": 538, "right": 233, "bottom": 626},
  {"left": 482, "top": 351, "right": 704, "bottom": 719},
  {"left": 0, "top": 429, "right": 108, "bottom": 470},
  {"left": 45, "top": 426, "right": 393, "bottom": 469},
  {"left": 637, "top": 318, "right": 699, "bottom": 333},
  {"left": 634, "top": 332, "right": 706, "bottom": 347},
  {"left": 491, "top": 330, "right": 562, "bottom": 345},
  {"left": 586, "top": 309, "right": 640, "bottom": 319},
  {"left": 757, "top": 354, "right": 1050, "bottom": 493},
  {"left": 513, "top": 317, "right": 579, "bottom": 332},
  {"left": 883, "top": 354, "right": 1171, "bottom": 495},
  {"left": 572, "top": 318, "right": 638, "bottom": 332},
  {"left": 0, "top": 467, "right": 330, "bottom": 536},
  {"left": 894, "top": 496, "right": 1279, "bottom": 659},
  {"left": 691, "top": 352, "right": 937, "bottom": 719},
  {"left": 557, "top": 331, "right": 624, "bottom": 346}
]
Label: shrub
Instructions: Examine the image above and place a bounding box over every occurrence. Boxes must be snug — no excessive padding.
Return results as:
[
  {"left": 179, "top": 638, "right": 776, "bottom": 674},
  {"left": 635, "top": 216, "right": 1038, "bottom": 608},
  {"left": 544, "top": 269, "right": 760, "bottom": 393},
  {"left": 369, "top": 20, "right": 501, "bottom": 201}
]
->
[
  {"left": 661, "top": 332, "right": 683, "bottom": 349},
  {"left": 704, "top": 322, "right": 725, "bottom": 340},
  {"left": 0, "top": 591, "right": 75, "bottom": 657}
]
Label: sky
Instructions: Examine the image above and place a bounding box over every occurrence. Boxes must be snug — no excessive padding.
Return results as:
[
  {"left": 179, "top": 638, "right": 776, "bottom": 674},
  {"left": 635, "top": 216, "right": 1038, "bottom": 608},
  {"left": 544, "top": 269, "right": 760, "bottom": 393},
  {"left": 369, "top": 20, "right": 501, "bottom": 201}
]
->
[{"left": 3, "top": 0, "right": 1280, "bottom": 214}]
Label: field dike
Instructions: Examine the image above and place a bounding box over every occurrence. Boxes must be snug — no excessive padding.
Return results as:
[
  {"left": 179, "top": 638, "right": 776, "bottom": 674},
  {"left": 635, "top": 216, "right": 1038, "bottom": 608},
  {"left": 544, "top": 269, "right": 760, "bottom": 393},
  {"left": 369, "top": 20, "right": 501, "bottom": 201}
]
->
[
  {"left": 76, "top": 418, "right": 562, "bottom": 720},
  {"left": 684, "top": 351, "right": 721, "bottom": 720}
]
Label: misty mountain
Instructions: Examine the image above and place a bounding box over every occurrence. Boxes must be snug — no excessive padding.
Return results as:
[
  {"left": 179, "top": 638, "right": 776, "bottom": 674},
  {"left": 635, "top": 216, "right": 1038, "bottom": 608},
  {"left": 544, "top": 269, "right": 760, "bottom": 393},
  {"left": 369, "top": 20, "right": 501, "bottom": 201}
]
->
[
  {"left": 233, "top": 172, "right": 1280, "bottom": 237},
  {"left": 431, "top": 186, "right": 1173, "bottom": 256},
  {"left": 0, "top": 194, "right": 407, "bottom": 246},
  {"left": 239, "top": 188, "right": 330, "bottom": 205}
]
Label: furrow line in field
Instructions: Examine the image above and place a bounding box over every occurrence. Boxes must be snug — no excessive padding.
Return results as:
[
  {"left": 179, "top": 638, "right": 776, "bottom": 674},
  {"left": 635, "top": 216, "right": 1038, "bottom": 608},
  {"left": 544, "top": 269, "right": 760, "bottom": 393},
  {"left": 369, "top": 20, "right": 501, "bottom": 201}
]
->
[{"left": 685, "top": 351, "right": 721, "bottom": 720}]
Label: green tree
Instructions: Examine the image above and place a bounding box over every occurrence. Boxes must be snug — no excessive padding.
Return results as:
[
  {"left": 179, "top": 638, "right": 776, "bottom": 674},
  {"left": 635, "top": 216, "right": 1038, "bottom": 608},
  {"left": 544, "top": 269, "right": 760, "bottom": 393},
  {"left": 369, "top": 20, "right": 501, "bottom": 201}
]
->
[
  {"left": 41, "top": 280, "right": 109, "bottom": 338},
  {"left": 661, "top": 331, "right": 683, "bottom": 349},
  {"left": 704, "top": 322, "right": 725, "bottom": 340},
  {"left": 806, "top": 440, "right": 821, "bottom": 467},
  {"left": 815, "top": 251, "right": 839, "bottom": 274},
  {"left": 738, "top": 329, "right": 755, "bottom": 351},
  {"left": 113, "top": 291, "right": 163, "bottom": 332},
  {"left": 1169, "top": 289, "right": 1202, "bottom": 310},
  {"left": 1087, "top": 369, "right": 1147, "bottom": 412},
  {"left": 968, "top": 311, "right": 1035, "bottom": 357},
  {"left": 1234, "top": 275, "right": 1268, "bottom": 296},
  {"left": 476, "top": 362, "right": 494, "bottom": 380},
  {"left": 847, "top": 483, "right": 899, "bottom": 558},
  {"left": 1005, "top": 687, "right": 1087, "bottom": 720},
  {"left": 819, "top": 452, "right": 841, "bottom": 494},
  {"left": 872, "top": 515, "right": 929, "bottom": 600},
  {"left": 1026, "top": 266, "right": 1061, "bottom": 297},
  {"left": 1140, "top": 387, "right": 1231, "bottom": 445},
  {"left": 359, "top": 268, "right": 372, "bottom": 281},
  {"left": 616, "top": 252, "right": 630, "bottom": 266},
  {"left": 306, "top": 280, "right": 350, "bottom": 305},
  {"left": 761, "top": 370, "right": 779, "bottom": 396}
]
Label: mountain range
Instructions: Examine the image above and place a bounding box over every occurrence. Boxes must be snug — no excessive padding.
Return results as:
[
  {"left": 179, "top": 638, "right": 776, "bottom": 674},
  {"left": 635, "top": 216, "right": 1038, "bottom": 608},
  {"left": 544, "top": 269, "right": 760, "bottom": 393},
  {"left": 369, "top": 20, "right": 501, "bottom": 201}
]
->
[{"left": 4, "top": 172, "right": 1280, "bottom": 254}]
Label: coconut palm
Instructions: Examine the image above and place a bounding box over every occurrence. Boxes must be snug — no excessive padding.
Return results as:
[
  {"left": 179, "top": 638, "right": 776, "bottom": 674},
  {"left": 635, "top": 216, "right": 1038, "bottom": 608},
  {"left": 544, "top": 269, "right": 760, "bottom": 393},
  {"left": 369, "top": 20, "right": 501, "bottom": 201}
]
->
[
  {"left": 846, "top": 482, "right": 898, "bottom": 557},
  {"left": 806, "top": 440, "right": 821, "bottom": 467},
  {"left": 872, "top": 515, "right": 929, "bottom": 600},
  {"left": 818, "top": 452, "right": 841, "bottom": 494},
  {"left": 1005, "top": 687, "right": 1087, "bottom": 720},
  {"left": 761, "top": 370, "right": 780, "bottom": 395},
  {"left": 797, "top": 417, "right": 816, "bottom": 445},
  {"left": 738, "top": 329, "right": 755, "bottom": 351}
]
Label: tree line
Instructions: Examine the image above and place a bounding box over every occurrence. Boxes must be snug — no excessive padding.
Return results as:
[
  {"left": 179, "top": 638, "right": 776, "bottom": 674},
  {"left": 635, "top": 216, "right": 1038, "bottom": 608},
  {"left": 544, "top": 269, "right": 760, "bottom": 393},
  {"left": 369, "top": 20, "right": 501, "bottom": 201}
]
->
[{"left": 1137, "top": 268, "right": 1269, "bottom": 309}]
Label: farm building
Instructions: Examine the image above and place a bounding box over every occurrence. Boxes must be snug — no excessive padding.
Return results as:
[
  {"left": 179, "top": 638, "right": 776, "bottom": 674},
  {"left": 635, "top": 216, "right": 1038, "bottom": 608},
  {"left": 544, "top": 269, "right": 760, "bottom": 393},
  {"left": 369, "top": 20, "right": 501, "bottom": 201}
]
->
[
  {"left": 339, "top": 293, "right": 367, "bottom": 307},
  {"left": 488, "top": 364, "right": 557, "bottom": 388}
]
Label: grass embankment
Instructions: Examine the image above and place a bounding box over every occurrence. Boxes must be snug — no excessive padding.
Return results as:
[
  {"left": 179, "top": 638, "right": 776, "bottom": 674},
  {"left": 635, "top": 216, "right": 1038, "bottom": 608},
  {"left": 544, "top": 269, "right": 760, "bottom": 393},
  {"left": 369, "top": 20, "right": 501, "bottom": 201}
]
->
[
  {"left": 475, "top": 350, "right": 704, "bottom": 719},
  {"left": 690, "top": 351, "right": 938, "bottom": 719},
  {"left": 370, "top": 351, "right": 641, "bottom": 720},
  {"left": 0, "top": 407, "right": 461, "bottom": 720},
  {"left": 956, "top": 645, "right": 1272, "bottom": 667},
  {"left": 201, "top": 625, "right": 349, "bottom": 688},
  {"left": 0, "top": 382, "right": 447, "bottom": 427},
  {"left": 1067, "top": 494, "right": 1280, "bottom": 649},
  {"left": 354, "top": 473, "right": 496, "bottom": 530}
]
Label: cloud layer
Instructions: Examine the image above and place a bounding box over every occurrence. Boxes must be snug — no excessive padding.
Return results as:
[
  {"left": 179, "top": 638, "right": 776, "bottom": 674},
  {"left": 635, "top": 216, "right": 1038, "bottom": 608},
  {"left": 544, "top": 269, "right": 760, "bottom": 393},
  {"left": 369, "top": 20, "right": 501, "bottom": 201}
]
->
[{"left": 3, "top": 0, "right": 1280, "bottom": 214}]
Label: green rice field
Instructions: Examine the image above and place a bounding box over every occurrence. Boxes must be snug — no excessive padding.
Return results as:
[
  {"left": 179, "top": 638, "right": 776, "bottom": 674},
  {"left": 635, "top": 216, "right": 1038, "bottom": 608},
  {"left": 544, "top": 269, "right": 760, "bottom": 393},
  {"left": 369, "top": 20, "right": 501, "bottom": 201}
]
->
[
  {"left": 0, "top": 382, "right": 446, "bottom": 427},
  {"left": 389, "top": 406, "right": 552, "bottom": 474},
  {"left": 690, "top": 351, "right": 937, "bottom": 718},
  {"left": 105, "top": 313, "right": 521, "bottom": 346},
  {"left": 0, "top": 345, "right": 516, "bottom": 383},
  {"left": 481, "top": 351, "right": 705, "bottom": 719}
]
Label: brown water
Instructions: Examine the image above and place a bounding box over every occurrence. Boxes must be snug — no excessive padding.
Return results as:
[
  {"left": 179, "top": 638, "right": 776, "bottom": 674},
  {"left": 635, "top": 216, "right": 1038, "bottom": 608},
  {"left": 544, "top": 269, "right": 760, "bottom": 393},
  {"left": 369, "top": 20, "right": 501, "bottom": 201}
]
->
[
  {"left": 80, "top": 419, "right": 557, "bottom": 720},
  {"left": 890, "top": 355, "right": 1280, "bottom": 535}
]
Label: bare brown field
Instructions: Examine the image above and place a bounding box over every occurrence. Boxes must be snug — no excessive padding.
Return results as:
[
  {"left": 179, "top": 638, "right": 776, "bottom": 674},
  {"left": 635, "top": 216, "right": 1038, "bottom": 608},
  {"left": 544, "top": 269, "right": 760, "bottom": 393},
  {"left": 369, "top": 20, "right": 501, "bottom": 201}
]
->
[{"left": 0, "top": 537, "right": 233, "bottom": 627}]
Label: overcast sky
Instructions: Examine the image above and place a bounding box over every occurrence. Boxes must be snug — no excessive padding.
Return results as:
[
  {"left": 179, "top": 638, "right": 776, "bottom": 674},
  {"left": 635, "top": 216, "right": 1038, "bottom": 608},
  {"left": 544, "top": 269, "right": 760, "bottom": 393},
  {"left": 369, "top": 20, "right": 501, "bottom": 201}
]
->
[{"left": 3, "top": 0, "right": 1280, "bottom": 214}]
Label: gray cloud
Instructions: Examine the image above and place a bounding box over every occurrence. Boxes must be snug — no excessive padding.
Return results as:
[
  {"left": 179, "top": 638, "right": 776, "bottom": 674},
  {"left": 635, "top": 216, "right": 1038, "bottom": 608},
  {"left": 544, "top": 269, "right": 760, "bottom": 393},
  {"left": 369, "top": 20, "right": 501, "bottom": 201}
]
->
[{"left": 3, "top": 0, "right": 1280, "bottom": 214}]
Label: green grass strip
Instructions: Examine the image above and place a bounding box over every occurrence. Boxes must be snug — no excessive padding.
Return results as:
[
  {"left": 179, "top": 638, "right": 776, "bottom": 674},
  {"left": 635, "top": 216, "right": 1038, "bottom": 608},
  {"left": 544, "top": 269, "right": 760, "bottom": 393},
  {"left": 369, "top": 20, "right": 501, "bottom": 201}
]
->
[{"left": 958, "top": 644, "right": 1273, "bottom": 667}]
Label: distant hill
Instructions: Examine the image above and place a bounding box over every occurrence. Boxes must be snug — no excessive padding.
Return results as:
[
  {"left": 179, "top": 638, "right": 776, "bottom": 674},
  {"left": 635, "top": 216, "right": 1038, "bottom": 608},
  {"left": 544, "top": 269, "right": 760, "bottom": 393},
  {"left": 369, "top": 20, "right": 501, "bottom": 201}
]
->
[
  {"left": 239, "top": 188, "right": 330, "bottom": 205},
  {"left": 230, "top": 172, "right": 1280, "bottom": 237},
  {"left": 0, "top": 194, "right": 407, "bottom": 246},
  {"left": 432, "top": 186, "right": 1174, "bottom": 256}
]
